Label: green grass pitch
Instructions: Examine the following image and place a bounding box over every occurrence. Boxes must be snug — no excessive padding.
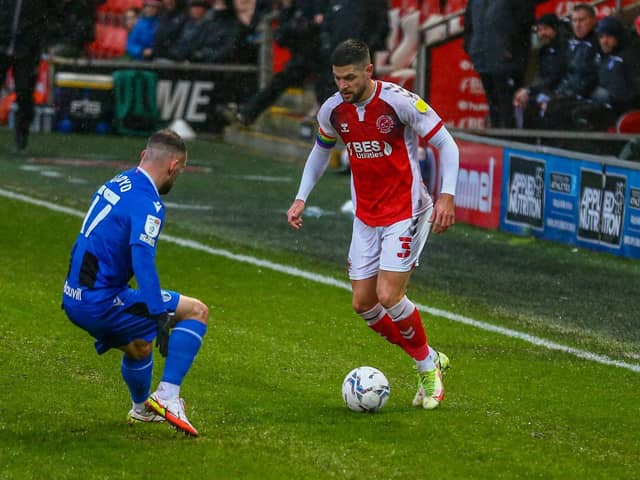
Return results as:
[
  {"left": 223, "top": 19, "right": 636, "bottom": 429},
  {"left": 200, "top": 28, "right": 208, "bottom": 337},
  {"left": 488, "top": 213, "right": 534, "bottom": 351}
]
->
[{"left": 0, "top": 130, "right": 638, "bottom": 479}]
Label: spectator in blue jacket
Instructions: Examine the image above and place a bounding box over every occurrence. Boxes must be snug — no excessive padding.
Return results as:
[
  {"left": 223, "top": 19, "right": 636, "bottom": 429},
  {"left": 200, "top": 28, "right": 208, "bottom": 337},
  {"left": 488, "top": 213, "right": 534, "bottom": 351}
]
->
[
  {"left": 570, "top": 16, "right": 640, "bottom": 130},
  {"left": 127, "top": 0, "right": 161, "bottom": 60}
]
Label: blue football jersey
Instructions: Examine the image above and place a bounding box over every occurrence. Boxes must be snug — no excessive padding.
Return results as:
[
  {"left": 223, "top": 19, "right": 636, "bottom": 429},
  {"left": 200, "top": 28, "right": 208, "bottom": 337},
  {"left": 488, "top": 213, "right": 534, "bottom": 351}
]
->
[{"left": 64, "top": 167, "right": 165, "bottom": 312}]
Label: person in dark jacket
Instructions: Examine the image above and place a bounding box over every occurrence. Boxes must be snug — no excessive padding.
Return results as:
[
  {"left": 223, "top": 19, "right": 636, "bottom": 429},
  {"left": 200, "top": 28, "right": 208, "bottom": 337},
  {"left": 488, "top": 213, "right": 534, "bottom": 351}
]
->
[
  {"left": 463, "top": 0, "right": 535, "bottom": 128},
  {"left": 513, "top": 13, "right": 568, "bottom": 128},
  {"left": 314, "top": 0, "right": 389, "bottom": 105},
  {"left": 554, "top": 3, "right": 599, "bottom": 98},
  {"left": 538, "top": 3, "right": 599, "bottom": 129},
  {"left": 219, "top": 0, "right": 326, "bottom": 126},
  {"left": 231, "top": 0, "right": 272, "bottom": 66},
  {"left": 570, "top": 16, "right": 640, "bottom": 130},
  {"left": 163, "top": 0, "right": 211, "bottom": 62},
  {"left": 152, "top": 0, "right": 187, "bottom": 59},
  {"left": 49, "top": 0, "right": 103, "bottom": 57},
  {"left": 191, "top": 0, "right": 241, "bottom": 63},
  {"left": 0, "top": 0, "right": 57, "bottom": 152}
]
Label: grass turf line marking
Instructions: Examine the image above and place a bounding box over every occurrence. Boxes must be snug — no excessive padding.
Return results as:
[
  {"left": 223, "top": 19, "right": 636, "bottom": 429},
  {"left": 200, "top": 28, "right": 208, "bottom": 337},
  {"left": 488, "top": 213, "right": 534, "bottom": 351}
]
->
[{"left": 2, "top": 186, "right": 638, "bottom": 374}]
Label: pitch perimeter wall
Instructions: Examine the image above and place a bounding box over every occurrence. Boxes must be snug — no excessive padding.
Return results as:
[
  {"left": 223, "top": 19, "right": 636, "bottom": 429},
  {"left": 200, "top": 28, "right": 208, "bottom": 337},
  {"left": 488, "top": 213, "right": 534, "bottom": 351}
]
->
[{"left": 437, "top": 132, "right": 640, "bottom": 259}]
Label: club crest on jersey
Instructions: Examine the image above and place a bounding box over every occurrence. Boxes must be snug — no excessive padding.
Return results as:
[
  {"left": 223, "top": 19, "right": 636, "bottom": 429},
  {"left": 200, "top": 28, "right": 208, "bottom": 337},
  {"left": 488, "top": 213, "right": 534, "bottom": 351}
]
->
[
  {"left": 144, "top": 214, "right": 162, "bottom": 238},
  {"left": 340, "top": 122, "right": 350, "bottom": 133},
  {"left": 376, "top": 115, "right": 395, "bottom": 134}
]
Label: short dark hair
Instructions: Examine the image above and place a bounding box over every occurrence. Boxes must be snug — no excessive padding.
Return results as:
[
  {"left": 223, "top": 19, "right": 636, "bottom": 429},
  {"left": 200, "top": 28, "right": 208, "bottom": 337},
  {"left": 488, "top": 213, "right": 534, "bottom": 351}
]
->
[
  {"left": 536, "top": 13, "right": 560, "bottom": 30},
  {"left": 147, "top": 129, "right": 186, "bottom": 155},
  {"left": 330, "top": 39, "right": 371, "bottom": 67},
  {"left": 572, "top": 3, "right": 596, "bottom": 17}
]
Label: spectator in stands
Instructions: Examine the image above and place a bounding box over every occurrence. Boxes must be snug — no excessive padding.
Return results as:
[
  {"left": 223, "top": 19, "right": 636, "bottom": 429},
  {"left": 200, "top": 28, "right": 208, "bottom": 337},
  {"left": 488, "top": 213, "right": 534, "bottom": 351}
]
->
[
  {"left": 162, "top": 0, "right": 211, "bottom": 62},
  {"left": 127, "top": 0, "right": 161, "bottom": 60},
  {"left": 513, "top": 13, "right": 567, "bottom": 129},
  {"left": 152, "top": 0, "right": 187, "bottom": 59},
  {"left": 570, "top": 16, "right": 640, "bottom": 131},
  {"left": 231, "top": 0, "right": 272, "bottom": 65},
  {"left": 296, "top": 0, "right": 387, "bottom": 139},
  {"left": 537, "top": 3, "right": 599, "bottom": 129},
  {"left": 554, "top": 4, "right": 599, "bottom": 99},
  {"left": 124, "top": 7, "right": 141, "bottom": 32},
  {"left": 49, "top": 0, "right": 103, "bottom": 58},
  {"left": 219, "top": 0, "right": 326, "bottom": 126},
  {"left": 314, "top": 0, "right": 389, "bottom": 105},
  {"left": 0, "top": 0, "right": 57, "bottom": 152},
  {"left": 191, "top": 0, "right": 241, "bottom": 63},
  {"left": 463, "top": 0, "right": 535, "bottom": 128}
]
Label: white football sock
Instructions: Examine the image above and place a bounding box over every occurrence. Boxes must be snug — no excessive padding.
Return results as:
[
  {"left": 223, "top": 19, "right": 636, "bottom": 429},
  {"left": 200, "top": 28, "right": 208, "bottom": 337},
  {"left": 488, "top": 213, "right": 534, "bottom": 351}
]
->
[
  {"left": 416, "top": 347, "right": 437, "bottom": 372},
  {"left": 156, "top": 381, "right": 180, "bottom": 400}
]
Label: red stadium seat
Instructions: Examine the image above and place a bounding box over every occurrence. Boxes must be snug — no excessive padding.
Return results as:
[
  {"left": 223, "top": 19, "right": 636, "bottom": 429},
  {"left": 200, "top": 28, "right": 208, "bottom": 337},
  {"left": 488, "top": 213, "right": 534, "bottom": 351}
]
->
[
  {"left": 87, "top": 23, "right": 109, "bottom": 58},
  {"left": 107, "top": 26, "right": 128, "bottom": 58},
  {"left": 87, "top": 24, "right": 128, "bottom": 58},
  {"left": 445, "top": 0, "right": 467, "bottom": 14},
  {"left": 98, "top": 0, "right": 142, "bottom": 14},
  {"left": 616, "top": 110, "right": 640, "bottom": 134}
]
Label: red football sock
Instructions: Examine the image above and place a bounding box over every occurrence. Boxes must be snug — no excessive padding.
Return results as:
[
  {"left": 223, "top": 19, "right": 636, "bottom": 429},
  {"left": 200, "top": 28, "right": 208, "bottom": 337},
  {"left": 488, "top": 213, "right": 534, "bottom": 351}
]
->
[
  {"left": 359, "top": 303, "right": 405, "bottom": 347},
  {"left": 368, "top": 313, "right": 405, "bottom": 346},
  {"left": 388, "top": 297, "right": 429, "bottom": 361}
]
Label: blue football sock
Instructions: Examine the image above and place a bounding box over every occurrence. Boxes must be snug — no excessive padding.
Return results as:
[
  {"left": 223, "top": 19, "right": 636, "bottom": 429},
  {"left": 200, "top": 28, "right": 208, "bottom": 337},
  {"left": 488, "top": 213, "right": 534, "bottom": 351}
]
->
[
  {"left": 121, "top": 353, "right": 153, "bottom": 404},
  {"left": 161, "top": 319, "right": 207, "bottom": 386}
]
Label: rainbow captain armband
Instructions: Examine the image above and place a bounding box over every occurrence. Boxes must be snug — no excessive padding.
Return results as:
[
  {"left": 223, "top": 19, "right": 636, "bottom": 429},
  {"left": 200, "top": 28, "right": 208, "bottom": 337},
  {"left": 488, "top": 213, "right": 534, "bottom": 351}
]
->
[{"left": 316, "top": 128, "right": 337, "bottom": 149}]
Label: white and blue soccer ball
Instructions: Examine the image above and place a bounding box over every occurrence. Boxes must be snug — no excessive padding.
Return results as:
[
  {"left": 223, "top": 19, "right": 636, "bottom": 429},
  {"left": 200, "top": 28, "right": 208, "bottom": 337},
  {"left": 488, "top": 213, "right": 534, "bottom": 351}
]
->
[{"left": 341, "top": 366, "right": 390, "bottom": 413}]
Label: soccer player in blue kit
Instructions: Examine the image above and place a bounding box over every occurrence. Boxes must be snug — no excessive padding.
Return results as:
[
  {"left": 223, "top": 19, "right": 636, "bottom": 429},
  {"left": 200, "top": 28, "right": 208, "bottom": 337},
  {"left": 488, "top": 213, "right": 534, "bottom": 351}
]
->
[{"left": 62, "top": 129, "right": 207, "bottom": 436}]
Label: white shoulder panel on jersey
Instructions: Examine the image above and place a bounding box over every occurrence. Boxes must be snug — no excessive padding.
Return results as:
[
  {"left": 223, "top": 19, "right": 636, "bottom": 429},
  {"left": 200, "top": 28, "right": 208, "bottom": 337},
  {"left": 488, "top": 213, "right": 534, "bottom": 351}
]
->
[
  {"left": 316, "top": 92, "right": 343, "bottom": 138},
  {"left": 377, "top": 81, "right": 442, "bottom": 138}
]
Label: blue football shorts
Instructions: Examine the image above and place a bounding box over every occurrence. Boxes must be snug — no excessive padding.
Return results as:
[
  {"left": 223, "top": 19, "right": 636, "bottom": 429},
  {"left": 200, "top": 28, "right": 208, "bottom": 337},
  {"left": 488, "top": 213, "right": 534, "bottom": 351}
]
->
[{"left": 63, "top": 288, "right": 181, "bottom": 354}]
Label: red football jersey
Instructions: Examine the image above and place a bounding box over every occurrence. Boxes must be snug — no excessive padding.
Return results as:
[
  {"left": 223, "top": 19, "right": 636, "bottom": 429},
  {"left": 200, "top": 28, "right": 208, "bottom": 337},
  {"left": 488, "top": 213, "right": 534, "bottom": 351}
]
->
[{"left": 317, "top": 81, "right": 444, "bottom": 226}]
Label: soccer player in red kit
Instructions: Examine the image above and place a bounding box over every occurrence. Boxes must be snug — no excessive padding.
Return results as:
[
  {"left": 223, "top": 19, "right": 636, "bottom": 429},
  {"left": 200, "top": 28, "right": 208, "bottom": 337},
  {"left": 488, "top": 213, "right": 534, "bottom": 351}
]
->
[{"left": 287, "top": 39, "right": 459, "bottom": 409}]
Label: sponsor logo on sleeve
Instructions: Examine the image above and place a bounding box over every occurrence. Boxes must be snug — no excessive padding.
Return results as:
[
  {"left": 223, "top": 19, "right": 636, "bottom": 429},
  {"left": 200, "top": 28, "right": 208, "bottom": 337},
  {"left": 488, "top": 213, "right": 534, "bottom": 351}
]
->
[
  {"left": 414, "top": 98, "right": 429, "bottom": 113},
  {"left": 139, "top": 214, "right": 162, "bottom": 247},
  {"left": 145, "top": 215, "right": 162, "bottom": 238}
]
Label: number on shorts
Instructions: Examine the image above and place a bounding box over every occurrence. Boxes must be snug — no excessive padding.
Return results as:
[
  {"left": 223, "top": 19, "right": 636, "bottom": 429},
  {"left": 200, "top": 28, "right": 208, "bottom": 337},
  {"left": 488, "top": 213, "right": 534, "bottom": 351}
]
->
[{"left": 397, "top": 236, "right": 412, "bottom": 258}]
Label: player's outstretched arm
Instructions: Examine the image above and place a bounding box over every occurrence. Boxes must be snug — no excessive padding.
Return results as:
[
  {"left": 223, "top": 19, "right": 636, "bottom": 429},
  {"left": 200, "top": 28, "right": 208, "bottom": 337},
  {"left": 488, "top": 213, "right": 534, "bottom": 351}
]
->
[{"left": 287, "top": 199, "right": 306, "bottom": 230}]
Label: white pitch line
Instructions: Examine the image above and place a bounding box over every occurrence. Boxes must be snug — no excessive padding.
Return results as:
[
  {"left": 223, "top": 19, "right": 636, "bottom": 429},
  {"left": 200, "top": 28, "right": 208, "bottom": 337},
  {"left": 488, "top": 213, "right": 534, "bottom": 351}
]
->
[{"left": 1, "top": 186, "right": 639, "bottom": 373}]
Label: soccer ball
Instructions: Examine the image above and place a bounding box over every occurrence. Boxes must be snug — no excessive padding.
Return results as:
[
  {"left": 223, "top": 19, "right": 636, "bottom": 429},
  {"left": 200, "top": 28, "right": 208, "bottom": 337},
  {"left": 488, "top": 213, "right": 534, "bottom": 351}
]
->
[{"left": 341, "top": 366, "right": 390, "bottom": 413}]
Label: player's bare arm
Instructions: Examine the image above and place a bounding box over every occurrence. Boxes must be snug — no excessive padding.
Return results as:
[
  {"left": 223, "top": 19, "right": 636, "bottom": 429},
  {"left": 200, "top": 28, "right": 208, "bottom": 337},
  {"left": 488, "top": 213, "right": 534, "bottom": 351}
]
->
[
  {"left": 430, "top": 193, "right": 455, "bottom": 234},
  {"left": 287, "top": 199, "right": 306, "bottom": 229}
]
